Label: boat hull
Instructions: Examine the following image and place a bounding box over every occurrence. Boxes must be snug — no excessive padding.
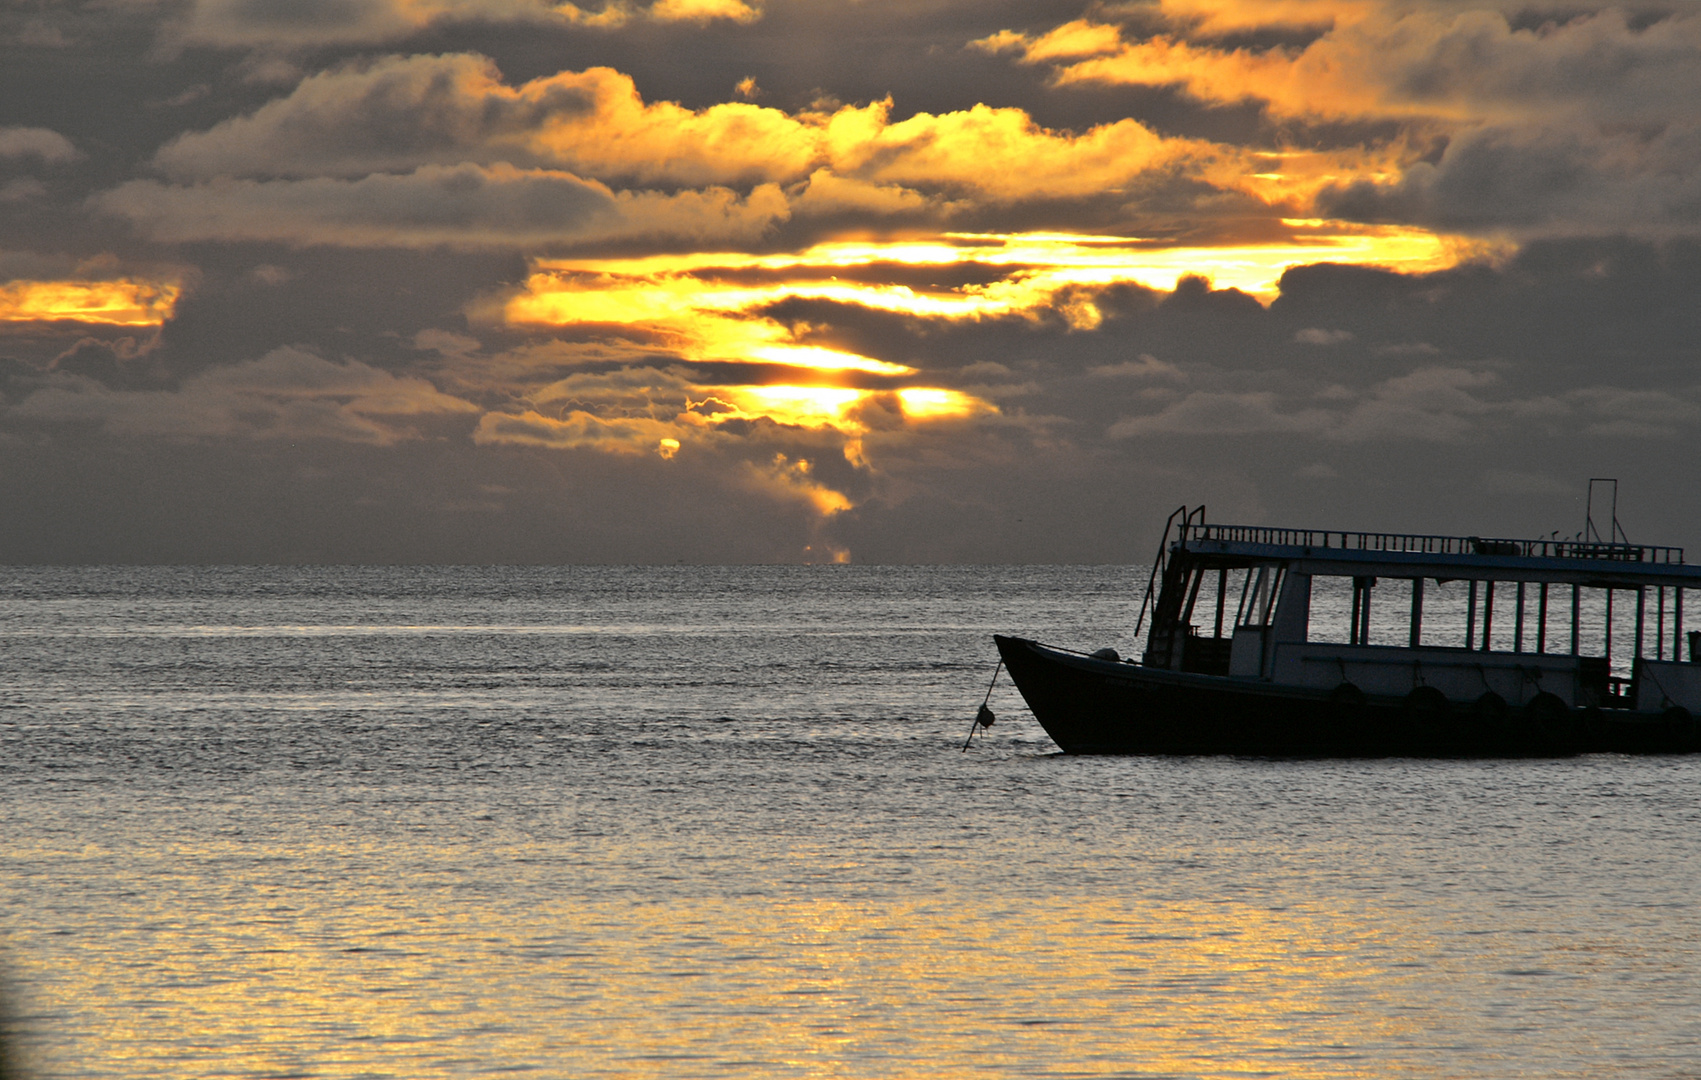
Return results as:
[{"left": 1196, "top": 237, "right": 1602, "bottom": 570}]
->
[{"left": 994, "top": 635, "right": 1699, "bottom": 757}]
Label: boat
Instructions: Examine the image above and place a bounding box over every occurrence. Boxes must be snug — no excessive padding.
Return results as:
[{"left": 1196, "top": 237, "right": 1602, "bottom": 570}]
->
[{"left": 995, "top": 499, "right": 1701, "bottom": 756}]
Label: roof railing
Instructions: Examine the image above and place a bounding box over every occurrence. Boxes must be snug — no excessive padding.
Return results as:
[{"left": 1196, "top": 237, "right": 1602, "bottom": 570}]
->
[{"left": 1177, "top": 522, "right": 1684, "bottom": 565}]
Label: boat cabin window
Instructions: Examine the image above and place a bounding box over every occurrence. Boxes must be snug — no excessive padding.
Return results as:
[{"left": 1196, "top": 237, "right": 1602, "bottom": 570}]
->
[
  {"left": 1307, "top": 576, "right": 1478, "bottom": 648},
  {"left": 1302, "top": 574, "right": 1699, "bottom": 682},
  {"left": 1165, "top": 564, "right": 1285, "bottom": 640},
  {"left": 1154, "top": 562, "right": 1294, "bottom": 676},
  {"left": 1235, "top": 565, "right": 1285, "bottom": 628}
]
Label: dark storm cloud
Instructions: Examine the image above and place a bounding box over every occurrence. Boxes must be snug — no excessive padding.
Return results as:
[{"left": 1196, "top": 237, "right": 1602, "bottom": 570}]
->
[
  {"left": 1319, "top": 121, "right": 1701, "bottom": 233},
  {"left": 11, "top": 345, "right": 479, "bottom": 443},
  {"left": 159, "top": 0, "right": 762, "bottom": 52},
  {"left": 94, "top": 165, "right": 790, "bottom": 249},
  {"left": 149, "top": 53, "right": 603, "bottom": 181}
]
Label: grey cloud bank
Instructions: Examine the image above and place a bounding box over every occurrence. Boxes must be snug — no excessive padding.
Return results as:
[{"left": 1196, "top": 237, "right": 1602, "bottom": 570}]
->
[{"left": 3, "top": 1, "right": 1701, "bottom": 563}]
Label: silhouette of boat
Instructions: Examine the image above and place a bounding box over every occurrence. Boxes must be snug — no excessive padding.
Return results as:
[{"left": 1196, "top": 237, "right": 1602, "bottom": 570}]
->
[{"left": 997, "top": 497, "right": 1701, "bottom": 756}]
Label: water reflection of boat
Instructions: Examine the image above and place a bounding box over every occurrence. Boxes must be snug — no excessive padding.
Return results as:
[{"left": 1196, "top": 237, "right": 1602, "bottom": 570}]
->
[{"left": 996, "top": 503, "right": 1701, "bottom": 756}]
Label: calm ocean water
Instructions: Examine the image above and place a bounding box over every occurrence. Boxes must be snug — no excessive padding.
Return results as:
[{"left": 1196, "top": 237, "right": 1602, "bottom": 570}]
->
[{"left": 2, "top": 565, "right": 1699, "bottom": 1079}]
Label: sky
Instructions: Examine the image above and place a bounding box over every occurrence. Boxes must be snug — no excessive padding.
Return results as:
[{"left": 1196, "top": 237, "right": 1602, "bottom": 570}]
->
[{"left": 2, "top": 0, "right": 1700, "bottom": 563}]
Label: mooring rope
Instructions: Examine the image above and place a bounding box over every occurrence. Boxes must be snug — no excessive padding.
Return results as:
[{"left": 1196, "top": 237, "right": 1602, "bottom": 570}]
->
[{"left": 962, "top": 659, "right": 1003, "bottom": 751}]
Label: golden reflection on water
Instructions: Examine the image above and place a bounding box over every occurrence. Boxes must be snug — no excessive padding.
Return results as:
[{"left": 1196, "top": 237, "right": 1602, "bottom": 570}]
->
[
  {"left": 8, "top": 826, "right": 1600, "bottom": 1079},
  {"left": 13, "top": 769, "right": 1701, "bottom": 1080}
]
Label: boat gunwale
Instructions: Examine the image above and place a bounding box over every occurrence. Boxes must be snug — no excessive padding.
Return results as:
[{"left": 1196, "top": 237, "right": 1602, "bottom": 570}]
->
[
  {"left": 997, "top": 634, "right": 1331, "bottom": 701},
  {"left": 995, "top": 633, "right": 1686, "bottom": 732}
]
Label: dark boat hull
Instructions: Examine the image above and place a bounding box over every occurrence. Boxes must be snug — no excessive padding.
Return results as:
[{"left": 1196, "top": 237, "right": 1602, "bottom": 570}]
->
[{"left": 994, "top": 635, "right": 1698, "bottom": 757}]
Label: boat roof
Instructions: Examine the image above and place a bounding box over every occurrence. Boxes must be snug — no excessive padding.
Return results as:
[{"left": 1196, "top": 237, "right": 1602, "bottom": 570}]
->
[{"left": 1175, "top": 522, "right": 1701, "bottom": 587}]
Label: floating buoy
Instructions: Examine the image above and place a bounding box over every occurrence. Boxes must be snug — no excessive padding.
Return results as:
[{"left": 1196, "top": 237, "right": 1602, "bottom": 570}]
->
[{"left": 964, "top": 659, "right": 1004, "bottom": 750}]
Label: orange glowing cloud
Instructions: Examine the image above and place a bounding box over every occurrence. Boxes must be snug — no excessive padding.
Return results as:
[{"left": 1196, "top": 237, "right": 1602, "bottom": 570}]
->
[
  {"left": 140, "top": 48, "right": 1519, "bottom": 254},
  {"left": 1156, "top": 0, "right": 1376, "bottom": 36},
  {"left": 472, "top": 370, "right": 990, "bottom": 459},
  {"left": 515, "top": 225, "right": 1479, "bottom": 337},
  {"left": 471, "top": 408, "right": 687, "bottom": 455},
  {"left": 976, "top": 17, "right": 1396, "bottom": 121},
  {"left": 152, "top": 56, "right": 1225, "bottom": 207},
  {"left": 462, "top": 351, "right": 996, "bottom": 514},
  {"left": 477, "top": 221, "right": 1486, "bottom": 481},
  {"left": 971, "top": 4, "right": 1701, "bottom": 238},
  {"left": 744, "top": 452, "right": 852, "bottom": 516},
  {"left": 688, "top": 385, "right": 990, "bottom": 441},
  {"left": 0, "top": 278, "right": 181, "bottom": 327},
  {"left": 153, "top": 58, "right": 824, "bottom": 187},
  {"left": 817, "top": 99, "right": 1211, "bottom": 204},
  {"left": 501, "top": 266, "right": 917, "bottom": 375},
  {"left": 526, "top": 68, "right": 825, "bottom": 187},
  {"left": 469, "top": 389, "right": 866, "bottom": 516},
  {"left": 1040, "top": 30, "right": 1425, "bottom": 121},
  {"left": 984, "top": 4, "right": 1701, "bottom": 129}
]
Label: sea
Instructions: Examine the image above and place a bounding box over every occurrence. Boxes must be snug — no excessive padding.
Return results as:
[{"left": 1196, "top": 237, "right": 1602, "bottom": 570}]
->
[{"left": 2, "top": 565, "right": 1698, "bottom": 1079}]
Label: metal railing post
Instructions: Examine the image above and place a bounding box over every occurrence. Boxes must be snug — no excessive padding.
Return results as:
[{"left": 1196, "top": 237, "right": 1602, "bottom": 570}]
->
[
  {"left": 1409, "top": 577, "right": 1423, "bottom": 648},
  {"left": 1467, "top": 580, "right": 1478, "bottom": 649}
]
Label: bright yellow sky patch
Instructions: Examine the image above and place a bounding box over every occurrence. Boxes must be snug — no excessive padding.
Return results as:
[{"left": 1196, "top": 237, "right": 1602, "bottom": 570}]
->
[
  {"left": 519, "top": 223, "right": 1478, "bottom": 334},
  {"left": 723, "top": 385, "right": 866, "bottom": 427},
  {"left": 705, "top": 384, "right": 990, "bottom": 435},
  {"left": 496, "top": 223, "right": 1484, "bottom": 471},
  {"left": 894, "top": 387, "right": 985, "bottom": 421},
  {"left": 0, "top": 278, "right": 181, "bottom": 326}
]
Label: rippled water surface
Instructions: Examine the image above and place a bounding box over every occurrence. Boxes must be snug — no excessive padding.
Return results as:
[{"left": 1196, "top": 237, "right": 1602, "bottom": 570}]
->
[{"left": 2, "top": 566, "right": 1699, "bottom": 1079}]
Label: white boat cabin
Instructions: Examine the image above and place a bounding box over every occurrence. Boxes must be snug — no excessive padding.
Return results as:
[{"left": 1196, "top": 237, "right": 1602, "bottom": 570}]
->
[{"left": 1139, "top": 516, "right": 1701, "bottom": 715}]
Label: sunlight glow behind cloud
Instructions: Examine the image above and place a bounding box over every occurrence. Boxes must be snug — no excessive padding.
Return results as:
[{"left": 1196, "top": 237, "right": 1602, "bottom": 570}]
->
[
  {"left": 0, "top": 278, "right": 181, "bottom": 326},
  {"left": 483, "top": 221, "right": 1482, "bottom": 520},
  {"left": 517, "top": 224, "right": 1480, "bottom": 329}
]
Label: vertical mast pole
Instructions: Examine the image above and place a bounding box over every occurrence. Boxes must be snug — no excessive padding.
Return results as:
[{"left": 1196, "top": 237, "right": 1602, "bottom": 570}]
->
[
  {"left": 1409, "top": 577, "right": 1424, "bottom": 648},
  {"left": 1482, "top": 581, "right": 1495, "bottom": 651},
  {"left": 1666, "top": 591, "right": 1680, "bottom": 659},
  {"left": 1537, "top": 582, "right": 1549, "bottom": 654},
  {"left": 1515, "top": 581, "right": 1526, "bottom": 653},
  {"left": 1657, "top": 587, "right": 1665, "bottom": 662},
  {"left": 1635, "top": 586, "right": 1645, "bottom": 662},
  {"left": 1349, "top": 579, "right": 1361, "bottom": 645},
  {"left": 1571, "top": 584, "right": 1580, "bottom": 655},
  {"left": 1360, "top": 578, "right": 1372, "bottom": 644},
  {"left": 1467, "top": 580, "right": 1478, "bottom": 649},
  {"left": 1605, "top": 588, "right": 1614, "bottom": 674},
  {"left": 1214, "top": 567, "right": 1228, "bottom": 639}
]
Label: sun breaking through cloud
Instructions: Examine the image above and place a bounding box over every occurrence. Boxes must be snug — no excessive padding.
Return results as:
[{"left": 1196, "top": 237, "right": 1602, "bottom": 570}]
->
[{"left": 0, "top": 278, "right": 181, "bottom": 326}]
